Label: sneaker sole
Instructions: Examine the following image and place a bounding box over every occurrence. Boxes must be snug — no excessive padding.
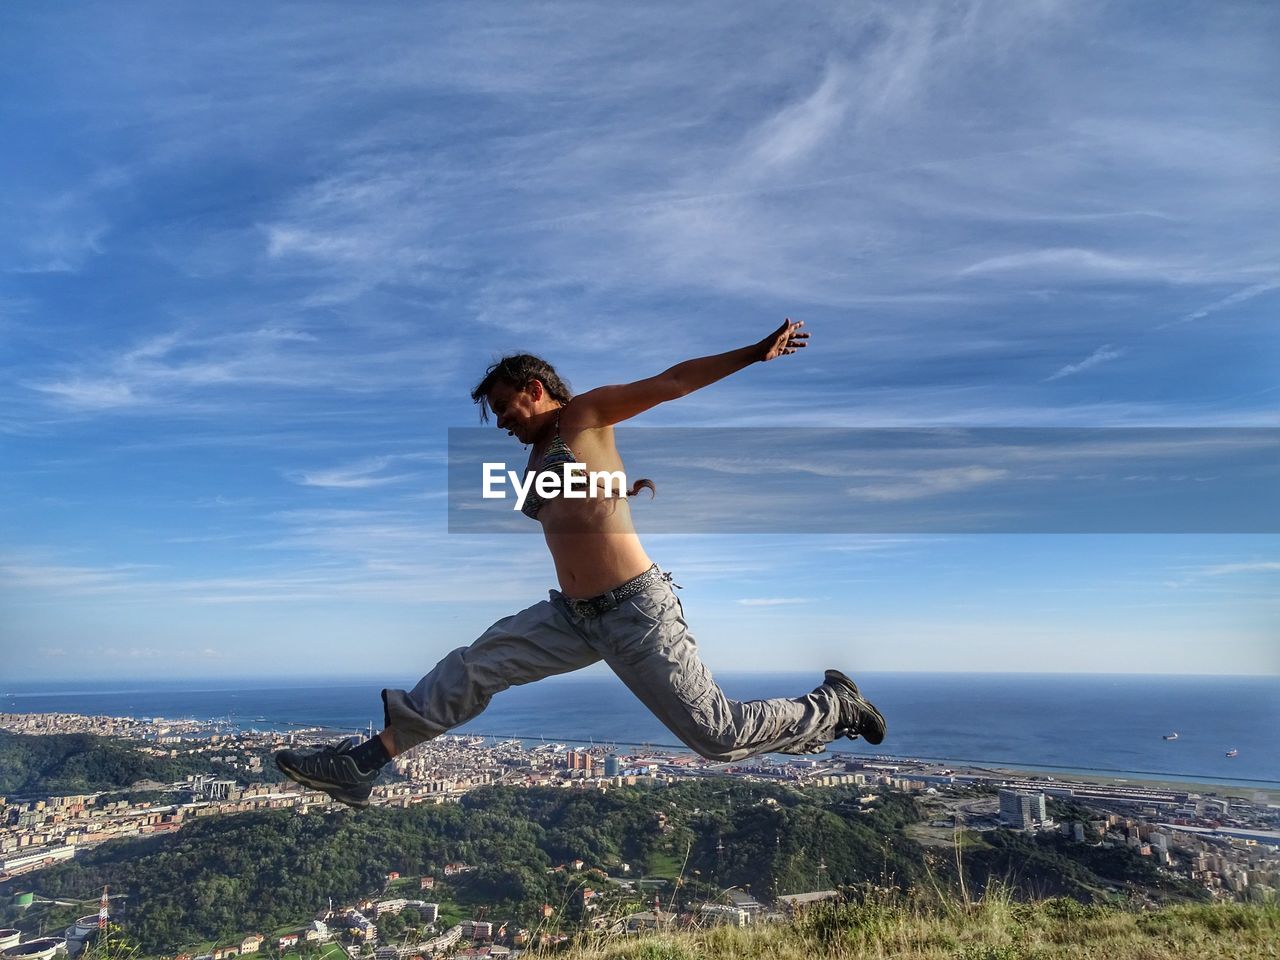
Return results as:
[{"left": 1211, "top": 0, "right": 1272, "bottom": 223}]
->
[
  {"left": 825, "top": 669, "right": 887, "bottom": 746},
  {"left": 850, "top": 698, "right": 886, "bottom": 746},
  {"left": 275, "top": 755, "right": 372, "bottom": 809}
]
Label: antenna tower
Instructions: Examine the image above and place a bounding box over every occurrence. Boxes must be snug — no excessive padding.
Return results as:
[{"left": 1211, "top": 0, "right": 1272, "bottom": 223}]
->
[{"left": 98, "top": 884, "right": 109, "bottom": 930}]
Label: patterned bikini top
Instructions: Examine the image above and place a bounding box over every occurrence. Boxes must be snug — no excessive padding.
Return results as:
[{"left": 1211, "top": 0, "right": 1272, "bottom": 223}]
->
[{"left": 521, "top": 413, "right": 578, "bottom": 521}]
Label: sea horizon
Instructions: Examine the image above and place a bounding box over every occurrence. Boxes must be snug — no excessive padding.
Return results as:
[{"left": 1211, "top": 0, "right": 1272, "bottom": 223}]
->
[
  {"left": 4, "top": 672, "right": 1276, "bottom": 790},
  {"left": 7, "top": 668, "right": 1278, "bottom": 693}
]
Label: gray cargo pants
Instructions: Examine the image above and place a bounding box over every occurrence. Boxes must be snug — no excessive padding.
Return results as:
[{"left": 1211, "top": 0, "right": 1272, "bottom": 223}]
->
[{"left": 382, "top": 571, "right": 844, "bottom": 761}]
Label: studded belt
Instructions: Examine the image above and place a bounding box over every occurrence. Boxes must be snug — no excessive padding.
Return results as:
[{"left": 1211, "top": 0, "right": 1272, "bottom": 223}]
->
[{"left": 563, "top": 564, "right": 679, "bottom": 619}]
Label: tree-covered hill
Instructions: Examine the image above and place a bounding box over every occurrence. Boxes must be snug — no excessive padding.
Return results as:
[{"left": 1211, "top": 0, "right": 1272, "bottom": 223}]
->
[
  {"left": 2, "top": 781, "right": 1215, "bottom": 955},
  {"left": 960, "top": 827, "right": 1207, "bottom": 902},
  {"left": 8, "top": 798, "right": 559, "bottom": 951},
  {"left": 0, "top": 731, "right": 240, "bottom": 796}
]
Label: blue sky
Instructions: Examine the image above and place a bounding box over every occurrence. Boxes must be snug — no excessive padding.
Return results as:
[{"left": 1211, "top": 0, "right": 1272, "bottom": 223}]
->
[{"left": 2, "top": 1, "right": 1277, "bottom": 682}]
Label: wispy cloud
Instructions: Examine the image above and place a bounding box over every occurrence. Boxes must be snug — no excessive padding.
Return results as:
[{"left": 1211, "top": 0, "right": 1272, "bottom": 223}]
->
[
  {"left": 31, "top": 379, "right": 141, "bottom": 410},
  {"left": 29, "top": 326, "right": 320, "bottom": 410},
  {"left": 736, "top": 597, "right": 816, "bottom": 606},
  {"left": 845, "top": 465, "right": 1009, "bottom": 502},
  {"left": 24, "top": 323, "right": 455, "bottom": 414},
  {"left": 746, "top": 65, "right": 848, "bottom": 172},
  {"left": 1046, "top": 343, "right": 1126, "bottom": 381},
  {"left": 3, "top": 172, "right": 113, "bottom": 275},
  {"left": 1161, "top": 558, "right": 1280, "bottom": 592},
  {"left": 289, "top": 455, "right": 427, "bottom": 489},
  {"left": 10, "top": 225, "right": 107, "bottom": 275},
  {"left": 959, "top": 249, "right": 1171, "bottom": 281},
  {"left": 1196, "top": 561, "right": 1280, "bottom": 577},
  {"left": 1167, "top": 279, "right": 1280, "bottom": 327},
  {"left": 0, "top": 530, "right": 545, "bottom": 607},
  {"left": 93, "top": 645, "right": 224, "bottom": 661},
  {"left": 0, "top": 560, "right": 150, "bottom": 593}
]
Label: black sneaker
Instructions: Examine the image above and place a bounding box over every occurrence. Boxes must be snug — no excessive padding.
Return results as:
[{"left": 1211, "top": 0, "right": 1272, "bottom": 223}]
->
[
  {"left": 275, "top": 737, "right": 379, "bottom": 809},
  {"left": 822, "top": 669, "right": 886, "bottom": 746}
]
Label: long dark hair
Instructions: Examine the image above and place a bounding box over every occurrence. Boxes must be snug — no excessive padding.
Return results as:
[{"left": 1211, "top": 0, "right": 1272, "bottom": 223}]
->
[
  {"left": 471, "top": 354, "right": 571, "bottom": 421},
  {"left": 471, "top": 353, "right": 655, "bottom": 500}
]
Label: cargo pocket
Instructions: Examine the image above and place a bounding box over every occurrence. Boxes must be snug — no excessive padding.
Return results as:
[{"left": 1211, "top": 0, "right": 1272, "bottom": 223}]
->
[{"left": 624, "top": 588, "right": 675, "bottom": 627}]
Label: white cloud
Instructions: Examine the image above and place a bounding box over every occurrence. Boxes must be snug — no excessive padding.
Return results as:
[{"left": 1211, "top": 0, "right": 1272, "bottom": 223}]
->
[
  {"left": 1169, "top": 279, "right": 1280, "bottom": 327},
  {"left": 1197, "top": 562, "right": 1280, "bottom": 577},
  {"left": 959, "top": 248, "right": 1170, "bottom": 281},
  {"left": 0, "top": 560, "right": 148, "bottom": 593},
  {"left": 31, "top": 379, "right": 140, "bottom": 410},
  {"left": 9, "top": 226, "right": 107, "bottom": 275},
  {"left": 746, "top": 65, "right": 848, "bottom": 172},
  {"left": 845, "top": 465, "right": 1009, "bottom": 502},
  {"left": 24, "top": 322, "right": 454, "bottom": 414},
  {"left": 290, "top": 456, "right": 420, "bottom": 489},
  {"left": 93, "top": 645, "right": 225, "bottom": 662},
  {"left": 1046, "top": 343, "right": 1126, "bottom": 381}
]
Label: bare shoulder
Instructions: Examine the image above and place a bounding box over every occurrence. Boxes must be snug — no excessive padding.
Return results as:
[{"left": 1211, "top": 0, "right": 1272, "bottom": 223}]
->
[
  {"left": 560, "top": 398, "right": 617, "bottom": 453},
  {"left": 558, "top": 395, "right": 597, "bottom": 434}
]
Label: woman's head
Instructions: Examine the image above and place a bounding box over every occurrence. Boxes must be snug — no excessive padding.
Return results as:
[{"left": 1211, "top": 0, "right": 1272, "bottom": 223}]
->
[
  {"left": 471, "top": 352, "right": 656, "bottom": 499},
  {"left": 470, "top": 354, "right": 572, "bottom": 423}
]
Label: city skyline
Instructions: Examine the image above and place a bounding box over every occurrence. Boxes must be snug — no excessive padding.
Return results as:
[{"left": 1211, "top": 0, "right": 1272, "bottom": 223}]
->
[{"left": 2, "top": 2, "right": 1277, "bottom": 680}]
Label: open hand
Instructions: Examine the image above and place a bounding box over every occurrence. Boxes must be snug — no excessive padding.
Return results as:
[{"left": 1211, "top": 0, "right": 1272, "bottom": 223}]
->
[{"left": 759, "top": 318, "right": 809, "bottom": 362}]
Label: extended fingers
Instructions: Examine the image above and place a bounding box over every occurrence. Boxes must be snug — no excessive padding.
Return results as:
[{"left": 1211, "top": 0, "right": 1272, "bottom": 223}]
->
[
  {"left": 782, "top": 321, "right": 809, "bottom": 353},
  {"left": 767, "top": 318, "right": 809, "bottom": 357}
]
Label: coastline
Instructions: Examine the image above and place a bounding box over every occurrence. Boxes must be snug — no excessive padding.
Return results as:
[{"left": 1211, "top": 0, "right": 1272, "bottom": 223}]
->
[{"left": 4, "top": 671, "right": 1276, "bottom": 791}]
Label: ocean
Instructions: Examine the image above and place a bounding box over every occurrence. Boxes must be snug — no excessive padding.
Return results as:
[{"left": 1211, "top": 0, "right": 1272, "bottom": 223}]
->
[{"left": 3, "top": 672, "right": 1276, "bottom": 789}]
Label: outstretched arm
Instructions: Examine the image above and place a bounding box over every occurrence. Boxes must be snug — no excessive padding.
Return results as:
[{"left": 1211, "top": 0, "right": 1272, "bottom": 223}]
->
[{"left": 573, "top": 318, "right": 808, "bottom": 427}]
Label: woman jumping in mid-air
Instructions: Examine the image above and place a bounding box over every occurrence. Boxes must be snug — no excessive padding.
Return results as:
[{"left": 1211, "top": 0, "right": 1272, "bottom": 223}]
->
[{"left": 276, "top": 319, "right": 885, "bottom": 807}]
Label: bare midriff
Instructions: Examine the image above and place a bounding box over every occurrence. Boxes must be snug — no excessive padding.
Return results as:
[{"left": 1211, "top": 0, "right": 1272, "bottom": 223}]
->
[{"left": 526, "top": 418, "right": 655, "bottom": 599}]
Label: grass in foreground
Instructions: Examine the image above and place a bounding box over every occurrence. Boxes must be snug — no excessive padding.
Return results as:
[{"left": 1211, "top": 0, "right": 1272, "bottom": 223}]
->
[{"left": 560, "top": 892, "right": 1280, "bottom": 960}]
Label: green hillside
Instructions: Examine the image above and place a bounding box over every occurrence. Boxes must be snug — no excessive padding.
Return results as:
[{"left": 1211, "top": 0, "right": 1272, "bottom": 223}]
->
[
  {"left": 0, "top": 732, "right": 241, "bottom": 796},
  {"left": 558, "top": 896, "right": 1279, "bottom": 960},
  {"left": 2, "top": 782, "right": 1220, "bottom": 955}
]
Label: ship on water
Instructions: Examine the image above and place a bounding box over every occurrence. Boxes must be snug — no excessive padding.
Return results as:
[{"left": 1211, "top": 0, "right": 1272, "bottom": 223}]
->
[
  {"left": 1162, "top": 732, "right": 1178, "bottom": 740},
  {"left": 1226, "top": 748, "right": 1238, "bottom": 758}
]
